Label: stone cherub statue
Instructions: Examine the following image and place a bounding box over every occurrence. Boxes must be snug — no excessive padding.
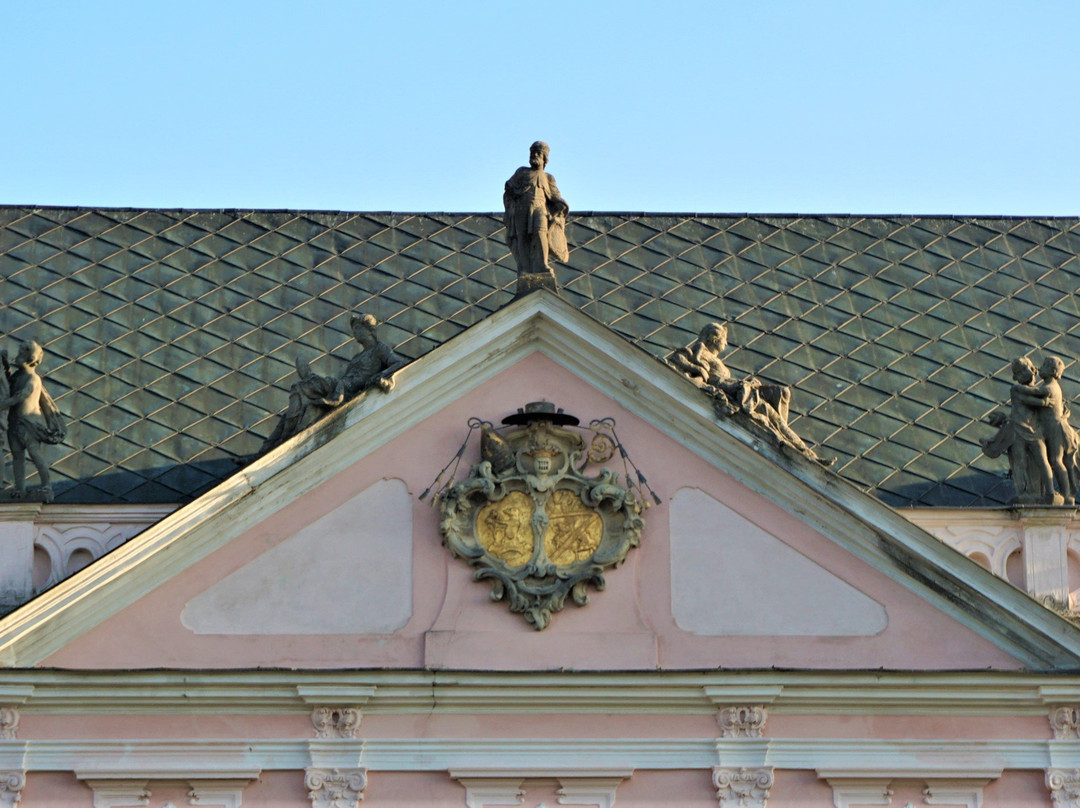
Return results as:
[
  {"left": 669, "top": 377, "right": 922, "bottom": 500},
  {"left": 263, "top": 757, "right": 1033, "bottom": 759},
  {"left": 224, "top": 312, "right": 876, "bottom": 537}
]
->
[
  {"left": 981, "top": 355, "right": 1080, "bottom": 506},
  {"left": 0, "top": 340, "right": 66, "bottom": 502},
  {"left": 667, "top": 323, "right": 831, "bottom": 465},
  {"left": 256, "top": 312, "right": 404, "bottom": 456},
  {"left": 504, "top": 141, "right": 570, "bottom": 295}
]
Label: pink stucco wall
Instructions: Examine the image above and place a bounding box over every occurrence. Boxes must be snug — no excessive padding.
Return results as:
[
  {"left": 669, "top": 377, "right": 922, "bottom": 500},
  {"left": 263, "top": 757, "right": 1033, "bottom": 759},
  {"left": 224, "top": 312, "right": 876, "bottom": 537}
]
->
[{"left": 44, "top": 352, "right": 1022, "bottom": 670}]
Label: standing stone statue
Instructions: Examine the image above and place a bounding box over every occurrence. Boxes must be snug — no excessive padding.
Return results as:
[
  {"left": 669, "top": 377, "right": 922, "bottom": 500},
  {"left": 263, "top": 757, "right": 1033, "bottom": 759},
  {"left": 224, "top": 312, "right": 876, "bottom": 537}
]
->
[
  {"left": 340, "top": 312, "right": 404, "bottom": 398},
  {"left": 667, "top": 323, "right": 832, "bottom": 465},
  {"left": 504, "top": 141, "right": 570, "bottom": 296},
  {"left": 982, "top": 355, "right": 1080, "bottom": 506},
  {"left": 0, "top": 340, "right": 66, "bottom": 502}
]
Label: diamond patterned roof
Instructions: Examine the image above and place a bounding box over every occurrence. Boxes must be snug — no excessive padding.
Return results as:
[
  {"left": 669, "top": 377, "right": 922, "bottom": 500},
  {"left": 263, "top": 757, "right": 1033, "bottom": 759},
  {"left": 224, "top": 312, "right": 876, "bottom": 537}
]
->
[{"left": 3, "top": 206, "right": 1080, "bottom": 507}]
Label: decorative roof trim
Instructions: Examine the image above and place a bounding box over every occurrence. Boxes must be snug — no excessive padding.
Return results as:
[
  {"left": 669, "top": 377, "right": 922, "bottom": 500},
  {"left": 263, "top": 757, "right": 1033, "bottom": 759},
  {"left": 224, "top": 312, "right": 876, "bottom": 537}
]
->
[{"left": 0, "top": 291, "right": 1077, "bottom": 668}]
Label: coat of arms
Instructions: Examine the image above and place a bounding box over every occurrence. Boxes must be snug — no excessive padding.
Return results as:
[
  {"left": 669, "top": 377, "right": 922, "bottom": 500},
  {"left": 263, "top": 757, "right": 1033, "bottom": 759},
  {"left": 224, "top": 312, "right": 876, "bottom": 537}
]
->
[{"left": 429, "top": 402, "right": 651, "bottom": 629}]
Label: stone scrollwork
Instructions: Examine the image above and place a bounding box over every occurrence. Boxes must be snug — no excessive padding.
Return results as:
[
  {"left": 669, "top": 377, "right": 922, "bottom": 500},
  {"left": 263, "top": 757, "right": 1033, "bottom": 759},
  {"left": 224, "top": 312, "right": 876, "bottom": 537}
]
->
[
  {"left": 717, "top": 705, "right": 767, "bottom": 738},
  {"left": 437, "top": 402, "right": 645, "bottom": 630},
  {"left": 305, "top": 768, "right": 367, "bottom": 808},
  {"left": 1051, "top": 706, "right": 1080, "bottom": 740},
  {"left": 1047, "top": 768, "right": 1080, "bottom": 808},
  {"left": 311, "top": 706, "right": 363, "bottom": 739},
  {"left": 0, "top": 708, "right": 18, "bottom": 740},
  {"left": 0, "top": 772, "right": 23, "bottom": 808},
  {"left": 713, "top": 767, "right": 773, "bottom": 808}
]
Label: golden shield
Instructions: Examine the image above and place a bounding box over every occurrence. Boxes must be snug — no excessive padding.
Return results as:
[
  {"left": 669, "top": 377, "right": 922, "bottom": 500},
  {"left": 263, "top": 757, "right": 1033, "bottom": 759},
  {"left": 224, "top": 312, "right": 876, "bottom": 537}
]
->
[{"left": 476, "top": 491, "right": 534, "bottom": 568}]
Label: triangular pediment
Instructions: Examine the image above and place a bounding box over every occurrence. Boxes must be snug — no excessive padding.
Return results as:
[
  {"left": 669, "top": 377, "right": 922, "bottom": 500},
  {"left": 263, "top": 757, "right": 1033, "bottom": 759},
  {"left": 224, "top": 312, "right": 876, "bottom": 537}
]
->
[{"left": 3, "top": 291, "right": 1080, "bottom": 671}]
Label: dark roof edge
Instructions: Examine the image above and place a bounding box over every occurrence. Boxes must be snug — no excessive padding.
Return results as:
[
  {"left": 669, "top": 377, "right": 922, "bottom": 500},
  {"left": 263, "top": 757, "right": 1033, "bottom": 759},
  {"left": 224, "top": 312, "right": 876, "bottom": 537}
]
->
[{"left": 1, "top": 204, "right": 1079, "bottom": 220}]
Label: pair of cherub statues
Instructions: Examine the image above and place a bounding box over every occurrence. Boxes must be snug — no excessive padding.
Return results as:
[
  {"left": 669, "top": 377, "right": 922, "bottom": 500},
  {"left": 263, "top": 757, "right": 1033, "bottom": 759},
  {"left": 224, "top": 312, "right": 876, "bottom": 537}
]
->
[
  {"left": 259, "top": 313, "right": 404, "bottom": 455},
  {"left": 981, "top": 355, "right": 1080, "bottom": 506},
  {"left": 0, "top": 340, "right": 66, "bottom": 502}
]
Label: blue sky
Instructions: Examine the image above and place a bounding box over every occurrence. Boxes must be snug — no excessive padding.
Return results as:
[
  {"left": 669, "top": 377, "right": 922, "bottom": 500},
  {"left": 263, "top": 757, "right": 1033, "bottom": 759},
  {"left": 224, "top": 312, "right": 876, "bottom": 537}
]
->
[{"left": 2, "top": 1, "right": 1077, "bottom": 214}]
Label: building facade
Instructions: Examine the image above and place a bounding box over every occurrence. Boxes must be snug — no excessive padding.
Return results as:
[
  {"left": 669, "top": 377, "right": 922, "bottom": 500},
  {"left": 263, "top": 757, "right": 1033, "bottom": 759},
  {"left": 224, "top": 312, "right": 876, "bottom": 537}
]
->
[{"left": 1, "top": 209, "right": 1080, "bottom": 805}]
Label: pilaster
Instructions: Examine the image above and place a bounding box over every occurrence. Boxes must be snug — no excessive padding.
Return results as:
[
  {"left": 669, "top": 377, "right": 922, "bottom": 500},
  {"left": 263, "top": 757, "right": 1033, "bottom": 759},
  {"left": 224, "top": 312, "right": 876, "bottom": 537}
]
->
[
  {"left": 1017, "top": 507, "right": 1072, "bottom": 607},
  {"left": 0, "top": 504, "right": 42, "bottom": 611}
]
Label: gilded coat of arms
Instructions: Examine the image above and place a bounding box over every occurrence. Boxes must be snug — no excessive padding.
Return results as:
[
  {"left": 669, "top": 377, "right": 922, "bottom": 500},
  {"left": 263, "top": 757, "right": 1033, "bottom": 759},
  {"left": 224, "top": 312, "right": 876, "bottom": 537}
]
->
[{"left": 434, "top": 402, "right": 648, "bottom": 629}]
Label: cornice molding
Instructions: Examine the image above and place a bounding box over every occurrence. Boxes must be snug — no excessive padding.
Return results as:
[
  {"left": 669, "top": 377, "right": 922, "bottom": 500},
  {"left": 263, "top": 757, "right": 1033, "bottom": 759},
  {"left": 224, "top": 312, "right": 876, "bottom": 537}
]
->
[
  {"left": 1, "top": 670, "right": 1079, "bottom": 716},
  {"left": 33, "top": 504, "right": 178, "bottom": 525},
  {"left": 5, "top": 737, "right": 1055, "bottom": 773}
]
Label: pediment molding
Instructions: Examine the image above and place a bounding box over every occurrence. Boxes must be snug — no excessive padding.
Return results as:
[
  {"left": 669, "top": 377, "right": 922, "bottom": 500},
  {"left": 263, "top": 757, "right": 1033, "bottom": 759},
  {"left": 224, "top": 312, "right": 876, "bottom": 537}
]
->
[{"left": 0, "top": 291, "right": 1077, "bottom": 668}]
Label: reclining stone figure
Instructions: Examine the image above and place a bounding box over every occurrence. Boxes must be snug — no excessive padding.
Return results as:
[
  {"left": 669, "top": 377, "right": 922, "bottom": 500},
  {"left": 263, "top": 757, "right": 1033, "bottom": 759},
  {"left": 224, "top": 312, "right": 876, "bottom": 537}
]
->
[
  {"left": 667, "top": 323, "right": 831, "bottom": 465},
  {"left": 255, "top": 313, "right": 404, "bottom": 457}
]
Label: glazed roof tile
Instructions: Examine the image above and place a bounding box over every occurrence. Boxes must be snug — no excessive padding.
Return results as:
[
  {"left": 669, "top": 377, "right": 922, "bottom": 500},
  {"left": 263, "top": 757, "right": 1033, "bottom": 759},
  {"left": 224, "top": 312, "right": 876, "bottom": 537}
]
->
[{"left": 3, "top": 206, "right": 1080, "bottom": 507}]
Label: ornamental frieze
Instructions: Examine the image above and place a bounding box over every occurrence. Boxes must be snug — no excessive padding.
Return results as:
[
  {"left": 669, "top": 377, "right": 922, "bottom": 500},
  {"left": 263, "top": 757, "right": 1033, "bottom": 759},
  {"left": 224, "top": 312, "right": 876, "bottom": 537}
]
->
[{"left": 428, "top": 402, "right": 652, "bottom": 630}]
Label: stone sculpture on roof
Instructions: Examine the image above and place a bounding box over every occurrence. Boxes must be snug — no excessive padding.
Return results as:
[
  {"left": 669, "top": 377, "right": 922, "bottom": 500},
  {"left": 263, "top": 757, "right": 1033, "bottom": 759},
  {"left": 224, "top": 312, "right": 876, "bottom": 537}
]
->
[
  {"left": 981, "top": 355, "right": 1080, "bottom": 506},
  {"left": 259, "top": 356, "right": 345, "bottom": 455},
  {"left": 504, "top": 141, "right": 570, "bottom": 296},
  {"left": 341, "top": 312, "right": 404, "bottom": 397},
  {"left": 0, "top": 340, "right": 66, "bottom": 502},
  {"left": 257, "top": 312, "right": 403, "bottom": 457},
  {"left": 667, "top": 323, "right": 832, "bottom": 465}
]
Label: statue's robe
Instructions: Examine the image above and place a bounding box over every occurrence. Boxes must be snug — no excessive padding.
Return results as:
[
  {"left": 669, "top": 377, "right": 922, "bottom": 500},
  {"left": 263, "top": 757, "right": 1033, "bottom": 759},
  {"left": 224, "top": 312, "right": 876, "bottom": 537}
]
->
[{"left": 503, "top": 167, "right": 569, "bottom": 273}]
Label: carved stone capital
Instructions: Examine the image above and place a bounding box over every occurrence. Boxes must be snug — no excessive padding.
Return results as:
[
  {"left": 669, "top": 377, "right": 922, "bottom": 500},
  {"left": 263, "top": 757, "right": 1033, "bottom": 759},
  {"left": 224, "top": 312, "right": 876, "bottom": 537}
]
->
[
  {"left": 717, "top": 705, "right": 767, "bottom": 738},
  {"left": 0, "top": 772, "right": 23, "bottom": 808},
  {"left": 1052, "top": 707, "right": 1080, "bottom": 739},
  {"left": 0, "top": 708, "right": 18, "bottom": 740},
  {"left": 1048, "top": 768, "right": 1080, "bottom": 808},
  {"left": 311, "top": 706, "right": 363, "bottom": 739},
  {"left": 713, "top": 766, "right": 773, "bottom": 807},
  {"left": 305, "top": 767, "right": 367, "bottom": 808}
]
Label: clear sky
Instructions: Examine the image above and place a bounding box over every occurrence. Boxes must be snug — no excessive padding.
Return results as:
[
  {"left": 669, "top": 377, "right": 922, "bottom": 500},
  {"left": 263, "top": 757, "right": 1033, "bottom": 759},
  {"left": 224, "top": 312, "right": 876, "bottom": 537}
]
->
[{"left": 2, "top": 1, "right": 1077, "bottom": 215}]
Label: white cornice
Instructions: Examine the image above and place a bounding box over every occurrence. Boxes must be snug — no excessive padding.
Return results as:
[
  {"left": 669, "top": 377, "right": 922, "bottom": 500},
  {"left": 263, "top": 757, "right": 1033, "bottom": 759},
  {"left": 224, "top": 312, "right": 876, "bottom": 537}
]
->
[
  {"left": 32, "top": 504, "right": 179, "bottom": 525},
  {"left": 1, "top": 292, "right": 1079, "bottom": 668},
  {"left": 7, "top": 737, "right": 1057, "bottom": 773},
  {"left": 0, "top": 670, "right": 1078, "bottom": 716}
]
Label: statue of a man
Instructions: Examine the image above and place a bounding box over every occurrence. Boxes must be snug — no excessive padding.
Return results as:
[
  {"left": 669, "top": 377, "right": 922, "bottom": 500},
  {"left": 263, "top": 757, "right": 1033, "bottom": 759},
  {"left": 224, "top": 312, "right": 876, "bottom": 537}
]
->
[
  {"left": 0, "top": 340, "right": 66, "bottom": 501},
  {"left": 504, "top": 141, "right": 569, "bottom": 291},
  {"left": 340, "top": 313, "right": 404, "bottom": 398}
]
